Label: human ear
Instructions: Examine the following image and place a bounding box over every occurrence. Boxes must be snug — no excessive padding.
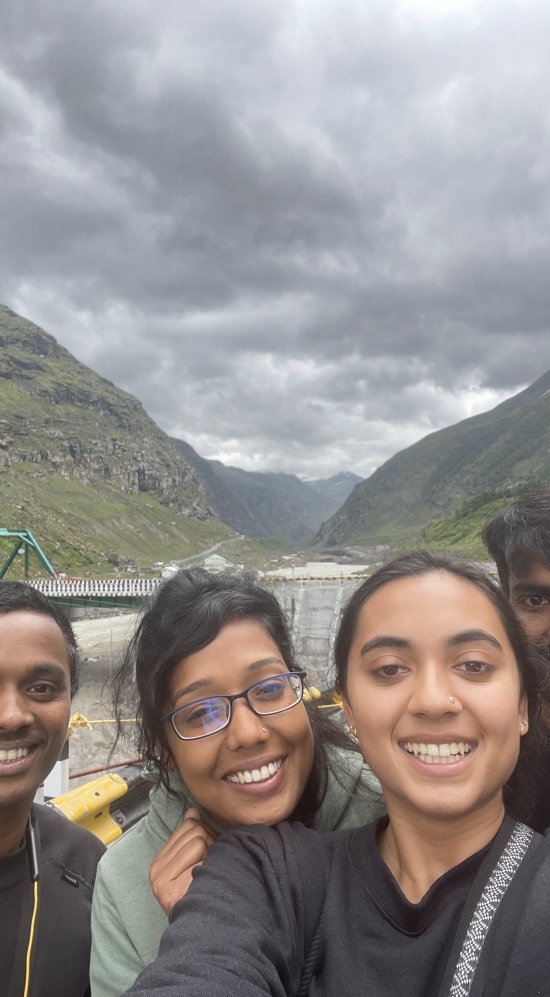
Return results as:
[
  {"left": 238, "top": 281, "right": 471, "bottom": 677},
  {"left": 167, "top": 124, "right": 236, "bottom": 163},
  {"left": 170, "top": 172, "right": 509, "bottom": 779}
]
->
[
  {"left": 519, "top": 693, "right": 529, "bottom": 735},
  {"left": 342, "top": 696, "right": 357, "bottom": 738},
  {"left": 155, "top": 740, "right": 176, "bottom": 771}
]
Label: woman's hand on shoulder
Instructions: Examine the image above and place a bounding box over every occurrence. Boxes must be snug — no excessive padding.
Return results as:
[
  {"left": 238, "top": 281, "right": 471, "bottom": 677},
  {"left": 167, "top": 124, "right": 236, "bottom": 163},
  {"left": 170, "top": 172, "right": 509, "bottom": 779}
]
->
[{"left": 149, "top": 808, "right": 218, "bottom": 914}]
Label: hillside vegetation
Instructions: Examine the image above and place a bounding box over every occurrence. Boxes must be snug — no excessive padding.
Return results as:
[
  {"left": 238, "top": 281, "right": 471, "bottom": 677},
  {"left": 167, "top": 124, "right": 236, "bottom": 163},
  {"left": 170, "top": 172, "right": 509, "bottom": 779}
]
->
[
  {"left": 0, "top": 304, "right": 234, "bottom": 574},
  {"left": 401, "top": 481, "right": 548, "bottom": 560},
  {"left": 315, "top": 370, "right": 550, "bottom": 547},
  {"left": 173, "top": 439, "right": 361, "bottom": 543}
]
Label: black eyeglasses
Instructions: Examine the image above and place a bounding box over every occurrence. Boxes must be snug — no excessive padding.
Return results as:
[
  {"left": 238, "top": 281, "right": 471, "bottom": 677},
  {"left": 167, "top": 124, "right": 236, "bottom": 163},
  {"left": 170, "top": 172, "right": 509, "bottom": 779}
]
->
[{"left": 163, "top": 670, "right": 307, "bottom": 741}]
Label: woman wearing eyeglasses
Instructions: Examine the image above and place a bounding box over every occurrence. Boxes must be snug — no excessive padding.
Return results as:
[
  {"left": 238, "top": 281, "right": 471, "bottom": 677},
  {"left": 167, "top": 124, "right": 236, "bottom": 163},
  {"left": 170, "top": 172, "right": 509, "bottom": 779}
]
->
[
  {"left": 122, "top": 552, "right": 550, "bottom": 997},
  {"left": 89, "top": 569, "right": 384, "bottom": 997}
]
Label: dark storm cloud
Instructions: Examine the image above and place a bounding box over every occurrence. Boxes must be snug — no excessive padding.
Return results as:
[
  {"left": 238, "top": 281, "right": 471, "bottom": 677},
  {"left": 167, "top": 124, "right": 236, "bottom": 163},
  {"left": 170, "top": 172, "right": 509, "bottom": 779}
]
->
[{"left": 1, "top": 0, "right": 550, "bottom": 477}]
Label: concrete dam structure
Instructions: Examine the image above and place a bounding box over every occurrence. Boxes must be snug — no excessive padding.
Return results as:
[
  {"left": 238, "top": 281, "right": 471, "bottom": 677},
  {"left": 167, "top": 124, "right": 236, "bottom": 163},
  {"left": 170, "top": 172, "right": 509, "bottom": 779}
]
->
[{"left": 268, "top": 577, "right": 364, "bottom": 687}]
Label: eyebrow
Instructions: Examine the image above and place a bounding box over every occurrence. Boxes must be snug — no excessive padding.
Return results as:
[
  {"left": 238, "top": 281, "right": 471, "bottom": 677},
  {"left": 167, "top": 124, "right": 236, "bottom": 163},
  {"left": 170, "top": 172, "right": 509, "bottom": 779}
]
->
[
  {"left": 22, "top": 663, "right": 69, "bottom": 683},
  {"left": 359, "top": 630, "right": 503, "bottom": 657},
  {"left": 172, "top": 656, "right": 286, "bottom": 703},
  {"left": 511, "top": 582, "right": 550, "bottom": 598},
  {"left": 446, "top": 629, "right": 503, "bottom": 651},
  {"left": 359, "top": 636, "right": 411, "bottom": 656}
]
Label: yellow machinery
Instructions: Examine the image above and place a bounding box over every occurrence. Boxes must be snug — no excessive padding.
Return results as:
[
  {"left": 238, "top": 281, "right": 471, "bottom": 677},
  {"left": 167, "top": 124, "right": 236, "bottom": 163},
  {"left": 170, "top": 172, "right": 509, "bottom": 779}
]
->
[{"left": 50, "top": 764, "right": 153, "bottom": 846}]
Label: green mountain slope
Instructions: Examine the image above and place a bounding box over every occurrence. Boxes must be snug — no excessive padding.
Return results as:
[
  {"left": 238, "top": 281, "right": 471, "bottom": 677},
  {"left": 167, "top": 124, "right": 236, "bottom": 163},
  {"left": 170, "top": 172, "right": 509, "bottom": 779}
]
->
[
  {"left": 416, "top": 489, "right": 523, "bottom": 559},
  {"left": 315, "top": 370, "right": 550, "bottom": 547},
  {"left": 173, "top": 439, "right": 357, "bottom": 544},
  {"left": 0, "top": 304, "right": 234, "bottom": 573},
  {"left": 171, "top": 438, "right": 267, "bottom": 538},
  {"left": 206, "top": 462, "right": 339, "bottom": 544}
]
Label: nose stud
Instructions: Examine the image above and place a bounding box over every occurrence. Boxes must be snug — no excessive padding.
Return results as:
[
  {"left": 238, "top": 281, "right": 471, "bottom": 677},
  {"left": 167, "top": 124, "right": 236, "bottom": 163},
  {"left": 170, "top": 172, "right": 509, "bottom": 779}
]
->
[{"left": 449, "top": 696, "right": 455, "bottom": 704}]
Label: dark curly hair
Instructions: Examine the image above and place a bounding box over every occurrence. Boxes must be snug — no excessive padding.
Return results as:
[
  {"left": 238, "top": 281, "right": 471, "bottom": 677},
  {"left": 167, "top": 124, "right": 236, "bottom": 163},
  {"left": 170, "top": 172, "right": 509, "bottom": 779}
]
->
[
  {"left": 112, "top": 567, "right": 362, "bottom": 826},
  {"left": 334, "top": 550, "right": 549, "bottom": 823}
]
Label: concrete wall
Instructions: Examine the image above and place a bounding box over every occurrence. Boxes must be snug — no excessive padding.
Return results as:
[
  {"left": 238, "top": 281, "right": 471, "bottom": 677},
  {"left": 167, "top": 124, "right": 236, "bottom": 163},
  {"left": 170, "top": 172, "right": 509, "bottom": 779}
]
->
[{"left": 268, "top": 578, "right": 363, "bottom": 686}]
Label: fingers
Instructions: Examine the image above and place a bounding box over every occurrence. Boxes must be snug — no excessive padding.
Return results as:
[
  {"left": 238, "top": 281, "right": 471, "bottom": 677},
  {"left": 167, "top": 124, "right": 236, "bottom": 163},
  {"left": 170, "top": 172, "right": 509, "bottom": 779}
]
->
[
  {"left": 148, "top": 811, "right": 217, "bottom": 914},
  {"left": 153, "top": 860, "right": 205, "bottom": 915},
  {"left": 151, "top": 814, "right": 217, "bottom": 871},
  {"left": 149, "top": 836, "right": 209, "bottom": 914}
]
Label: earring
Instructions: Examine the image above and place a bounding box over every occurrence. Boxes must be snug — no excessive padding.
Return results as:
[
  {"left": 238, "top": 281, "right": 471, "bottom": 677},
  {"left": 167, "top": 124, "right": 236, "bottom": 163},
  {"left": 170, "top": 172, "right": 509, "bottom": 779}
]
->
[
  {"left": 520, "top": 721, "right": 527, "bottom": 734},
  {"left": 350, "top": 726, "right": 358, "bottom": 737},
  {"left": 449, "top": 696, "right": 455, "bottom": 704}
]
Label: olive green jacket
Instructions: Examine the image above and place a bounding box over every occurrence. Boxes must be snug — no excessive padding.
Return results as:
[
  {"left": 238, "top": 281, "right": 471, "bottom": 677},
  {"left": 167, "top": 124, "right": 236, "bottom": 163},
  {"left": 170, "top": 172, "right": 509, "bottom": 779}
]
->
[{"left": 90, "top": 749, "right": 385, "bottom": 997}]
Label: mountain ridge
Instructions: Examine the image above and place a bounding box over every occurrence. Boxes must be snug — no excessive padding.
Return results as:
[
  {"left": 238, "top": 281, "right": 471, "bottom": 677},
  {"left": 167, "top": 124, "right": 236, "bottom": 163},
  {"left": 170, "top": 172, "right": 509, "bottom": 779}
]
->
[
  {"left": 0, "top": 304, "right": 234, "bottom": 572},
  {"left": 173, "top": 439, "right": 361, "bottom": 543},
  {"left": 315, "top": 369, "right": 550, "bottom": 547}
]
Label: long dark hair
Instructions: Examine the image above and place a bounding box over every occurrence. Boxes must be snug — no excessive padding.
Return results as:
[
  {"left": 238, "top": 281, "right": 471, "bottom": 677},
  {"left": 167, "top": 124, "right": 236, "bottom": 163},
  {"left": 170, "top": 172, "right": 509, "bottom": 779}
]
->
[
  {"left": 334, "top": 550, "right": 549, "bottom": 822},
  {"left": 112, "top": 568, "right": 360, "bottom": 825}
]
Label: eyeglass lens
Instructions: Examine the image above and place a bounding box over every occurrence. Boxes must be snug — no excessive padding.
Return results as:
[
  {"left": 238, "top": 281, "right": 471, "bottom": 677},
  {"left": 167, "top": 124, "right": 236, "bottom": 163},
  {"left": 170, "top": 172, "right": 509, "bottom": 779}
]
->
[{"left": 171, "top": 673, "right": 303, "bottom": 739}]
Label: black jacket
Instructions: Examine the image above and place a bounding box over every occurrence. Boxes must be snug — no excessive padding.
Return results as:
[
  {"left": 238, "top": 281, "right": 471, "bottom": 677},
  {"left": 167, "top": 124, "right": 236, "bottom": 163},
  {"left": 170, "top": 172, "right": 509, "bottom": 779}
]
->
[
  {"left": 1, "top": 803, "right": 105, "bottom": 997},
  {"left": 126, "top": 815, "right": 550, "bottom": 997}
]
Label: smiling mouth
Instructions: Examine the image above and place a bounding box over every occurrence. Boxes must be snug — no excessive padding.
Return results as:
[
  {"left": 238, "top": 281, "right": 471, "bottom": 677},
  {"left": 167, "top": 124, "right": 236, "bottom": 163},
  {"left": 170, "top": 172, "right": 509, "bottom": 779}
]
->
[
  {"left": 0, "top": 746, "right": 34, "bottom": 762},
  {"left": 402, "top": 741, "right": 475, "bottom": 764},
  {"left": 225, "top": 758, "right": 284, "bottom": 785}
]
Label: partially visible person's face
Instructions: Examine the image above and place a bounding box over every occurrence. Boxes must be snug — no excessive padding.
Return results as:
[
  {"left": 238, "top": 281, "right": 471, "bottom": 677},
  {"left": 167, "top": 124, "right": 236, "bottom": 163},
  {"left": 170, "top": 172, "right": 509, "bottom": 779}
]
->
[
  {"left": 343, "top": 572, "right": 527, "bottom": 822},
  {"left": 509, "top": 559, "right": 550, "bottom": 644},
  {"left": 0, "top": 611, "right": 72, "bottom": 814},
  {"left": 164, "top": 619, "right": 314, "bottom": 829}
]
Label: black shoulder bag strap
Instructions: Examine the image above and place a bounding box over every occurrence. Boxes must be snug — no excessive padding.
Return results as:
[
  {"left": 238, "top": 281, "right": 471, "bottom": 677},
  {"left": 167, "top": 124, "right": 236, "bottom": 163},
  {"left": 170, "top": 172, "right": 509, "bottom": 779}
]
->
[{"left": 437, "top": 821, "right": 533, "bottom": 997}]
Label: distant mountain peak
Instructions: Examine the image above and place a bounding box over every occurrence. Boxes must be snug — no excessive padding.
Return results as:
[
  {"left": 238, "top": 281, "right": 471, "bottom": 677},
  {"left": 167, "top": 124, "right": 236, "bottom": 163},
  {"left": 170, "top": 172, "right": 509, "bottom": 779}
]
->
[{"left": 314, "top": 371, "right": 550, "bottom": 548}]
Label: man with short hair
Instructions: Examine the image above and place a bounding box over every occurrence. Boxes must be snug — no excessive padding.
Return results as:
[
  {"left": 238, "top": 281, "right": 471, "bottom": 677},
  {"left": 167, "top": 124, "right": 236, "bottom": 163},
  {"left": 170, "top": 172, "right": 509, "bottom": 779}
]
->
[
  {"left": 483, "top": 488, "right": 550, "bottom": 832},
  {"left": 0, "top": 580, "right": 105, "bottom": 997}
]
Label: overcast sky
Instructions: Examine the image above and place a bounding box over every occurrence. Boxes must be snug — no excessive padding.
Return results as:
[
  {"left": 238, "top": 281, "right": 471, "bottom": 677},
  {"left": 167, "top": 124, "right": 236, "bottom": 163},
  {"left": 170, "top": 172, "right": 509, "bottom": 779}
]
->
[{"left": 1, "top": 0, "right": 550, "bottom": 479}]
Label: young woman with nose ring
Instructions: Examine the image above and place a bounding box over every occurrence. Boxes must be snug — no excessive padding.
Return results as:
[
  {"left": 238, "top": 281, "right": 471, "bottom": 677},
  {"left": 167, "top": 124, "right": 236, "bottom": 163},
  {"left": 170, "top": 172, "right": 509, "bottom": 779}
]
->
[
  {"left": 89, "top": 569, "right": 384, "bottom": 997},
  {"left": 122, "top": 552, "right": 550, "bottom": 997}
]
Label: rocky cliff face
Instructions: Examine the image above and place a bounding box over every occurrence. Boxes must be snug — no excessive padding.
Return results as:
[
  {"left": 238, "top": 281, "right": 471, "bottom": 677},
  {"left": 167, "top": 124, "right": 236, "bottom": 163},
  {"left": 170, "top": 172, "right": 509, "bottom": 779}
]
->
[
  {"left": 0, "top": 304, "right": 211, "bottom": 519},
  {"left": 0, "top": 304, "right": 235, "bottom": 573}
]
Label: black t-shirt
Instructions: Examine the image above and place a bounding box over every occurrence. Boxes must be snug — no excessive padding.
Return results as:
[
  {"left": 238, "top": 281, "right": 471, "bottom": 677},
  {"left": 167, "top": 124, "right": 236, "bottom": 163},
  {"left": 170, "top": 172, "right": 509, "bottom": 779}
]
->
[
  {"left": 0, "top": 804, "right": 105, "bottom": 997},
  {"left": 0, "top": 840, "right": 26, "bottom": 986},
  {"left": 126, "top": 816, "right": 550, "bottom": 997}
]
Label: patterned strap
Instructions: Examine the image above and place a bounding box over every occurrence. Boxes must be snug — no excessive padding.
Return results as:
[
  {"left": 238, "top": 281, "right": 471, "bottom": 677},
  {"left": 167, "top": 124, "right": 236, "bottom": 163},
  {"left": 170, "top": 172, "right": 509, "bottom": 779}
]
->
[{"left": 448, "top": 822, "right": 534, "bottom": 997}]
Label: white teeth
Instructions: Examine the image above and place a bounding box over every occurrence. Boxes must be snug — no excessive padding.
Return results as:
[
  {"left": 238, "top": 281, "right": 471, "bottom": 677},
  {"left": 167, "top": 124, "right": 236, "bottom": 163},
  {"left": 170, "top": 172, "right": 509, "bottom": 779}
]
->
[
  {"left": 403, "top": 742, "right": 473, "bottom": 763},
  {"left": 0, "top": 747, "right": 30, "bottom": 762},
  {"left": 226, "top": 758, "right": 283, "bottom": 785}
]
